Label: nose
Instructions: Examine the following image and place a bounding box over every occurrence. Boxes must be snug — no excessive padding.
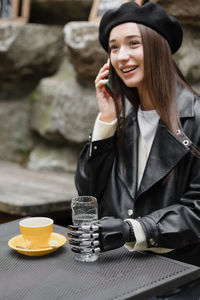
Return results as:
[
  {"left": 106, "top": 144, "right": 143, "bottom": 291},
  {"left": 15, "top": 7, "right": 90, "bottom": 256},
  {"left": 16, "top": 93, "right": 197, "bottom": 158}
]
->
[{"left": 117, "top": 46, "right": 129, "bottom": 62}]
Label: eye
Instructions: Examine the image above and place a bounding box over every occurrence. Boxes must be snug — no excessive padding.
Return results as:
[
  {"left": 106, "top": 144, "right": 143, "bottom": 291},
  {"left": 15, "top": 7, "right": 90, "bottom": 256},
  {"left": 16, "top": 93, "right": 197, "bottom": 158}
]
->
[
  {"left": 109, "top": 44, "right": 118, "bottom": 51},
  {"left": 130, "top": 41, "right": 141, "bottom": 46}
]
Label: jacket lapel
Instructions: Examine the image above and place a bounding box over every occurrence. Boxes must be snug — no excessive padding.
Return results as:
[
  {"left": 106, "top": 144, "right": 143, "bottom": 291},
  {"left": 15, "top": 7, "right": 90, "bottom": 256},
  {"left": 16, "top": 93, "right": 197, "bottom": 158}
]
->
[
  {"left": 137, "top": 122, "right": 189, "bottom": 197},
  {"left": 137, "top": 86, "right": 195, "bottom": 197}
]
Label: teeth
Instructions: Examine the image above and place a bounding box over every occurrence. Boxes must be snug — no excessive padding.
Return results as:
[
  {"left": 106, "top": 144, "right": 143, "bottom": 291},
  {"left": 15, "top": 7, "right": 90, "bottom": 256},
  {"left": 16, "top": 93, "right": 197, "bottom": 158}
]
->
[{"left": 122, "top": 67, "right": 137, "bottom": 73}]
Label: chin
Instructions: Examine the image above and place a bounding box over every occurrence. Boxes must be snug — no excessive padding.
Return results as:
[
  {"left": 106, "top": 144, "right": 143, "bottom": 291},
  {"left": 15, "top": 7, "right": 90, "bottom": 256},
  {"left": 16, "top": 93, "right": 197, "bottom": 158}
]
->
[{"left": 123, "top": 78, "right": 143, "bottom": 89}]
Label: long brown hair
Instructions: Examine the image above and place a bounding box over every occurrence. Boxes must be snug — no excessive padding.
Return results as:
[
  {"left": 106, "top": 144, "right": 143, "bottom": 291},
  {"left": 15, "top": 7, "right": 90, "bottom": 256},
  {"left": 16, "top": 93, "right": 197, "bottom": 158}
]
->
[{"left": 109, "top": 23, "right": 200, "bottom": 162}]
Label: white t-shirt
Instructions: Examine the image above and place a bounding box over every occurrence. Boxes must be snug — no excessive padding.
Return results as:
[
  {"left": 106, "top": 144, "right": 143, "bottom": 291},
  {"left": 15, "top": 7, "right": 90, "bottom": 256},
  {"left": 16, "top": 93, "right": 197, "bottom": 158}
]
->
[{"left": 137, "top": 106, "right": 159, "bottom": 188}]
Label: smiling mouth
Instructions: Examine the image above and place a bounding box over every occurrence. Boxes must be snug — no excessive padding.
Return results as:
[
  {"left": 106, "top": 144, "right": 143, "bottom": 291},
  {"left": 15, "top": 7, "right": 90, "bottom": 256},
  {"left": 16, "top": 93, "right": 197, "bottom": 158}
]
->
[{"left": 122, "top": 66, "right": 138, "bottom": 73}]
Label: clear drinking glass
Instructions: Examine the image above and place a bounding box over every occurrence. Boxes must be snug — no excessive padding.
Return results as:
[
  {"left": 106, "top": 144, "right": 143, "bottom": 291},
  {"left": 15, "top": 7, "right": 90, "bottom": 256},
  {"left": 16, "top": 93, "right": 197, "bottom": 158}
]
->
[{"left": 71, "top": 196, "right": 98, "bottom": 262}]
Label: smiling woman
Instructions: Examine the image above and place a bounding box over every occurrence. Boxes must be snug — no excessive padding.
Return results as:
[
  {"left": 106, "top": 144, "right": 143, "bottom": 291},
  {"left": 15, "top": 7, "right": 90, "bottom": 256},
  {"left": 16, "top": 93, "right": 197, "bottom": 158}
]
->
[{"left": 68, "top": 2, "right": 200, "bottom": 299}]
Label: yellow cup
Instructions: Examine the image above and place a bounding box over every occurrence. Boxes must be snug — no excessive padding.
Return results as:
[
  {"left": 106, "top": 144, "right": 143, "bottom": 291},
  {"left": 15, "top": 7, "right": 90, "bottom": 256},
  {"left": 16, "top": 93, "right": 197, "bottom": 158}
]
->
[{"left": 19, "top": 217, "right": 54, "bottom": 249}]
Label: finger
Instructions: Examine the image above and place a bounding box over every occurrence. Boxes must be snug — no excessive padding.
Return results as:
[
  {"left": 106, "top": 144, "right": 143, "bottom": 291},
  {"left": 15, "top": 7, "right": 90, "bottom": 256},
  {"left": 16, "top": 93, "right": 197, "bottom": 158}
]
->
[
  {"left": 95, "top": 72, "right": 109, "bottom": 86},
  {"left": 67, "top": 231, "right": 83, "bottom": 238},
  {"left": 67, "top": 230, "right": 83, "bottom": 237},
  {"left": 95, "top": 65, "right": 109, "bottom": 84},
  {"left": 67, "top": 225, "right": 80, "bottom": 231},
  {"left": 101, "top": 69, "right": 109, "bottom": 78},
  {"left": 95, "top": 78, "right": 109, "bottom": 90},
  {"left": 80, "top": 224, "right": 100, "bottom": 232},
  {"left": 100, "top": 62, "right": 110, "bottom": 73},
  {"left": 67, "top": 224, "right": 100, "bottom": 234},
  {"left": 67, "top": 231, "right": 99, "bottom": 239},
  {"left": 69, "top": 238, "right": 100, "bottom": 247},
  {"left": 71, "top": 246, "right": 101, "bottom": 254}
]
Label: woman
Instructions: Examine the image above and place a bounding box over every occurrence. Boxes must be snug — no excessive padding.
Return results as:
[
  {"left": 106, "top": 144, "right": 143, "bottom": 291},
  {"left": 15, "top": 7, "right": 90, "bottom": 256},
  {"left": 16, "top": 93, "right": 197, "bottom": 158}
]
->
[{"left": 68, "top": 2, "right": 200, "bottom": 298}]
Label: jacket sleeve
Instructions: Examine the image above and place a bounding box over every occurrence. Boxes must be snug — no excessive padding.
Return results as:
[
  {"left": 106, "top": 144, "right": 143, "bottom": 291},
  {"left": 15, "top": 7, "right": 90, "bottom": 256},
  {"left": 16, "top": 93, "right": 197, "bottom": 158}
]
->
[
  {"left": 75, "top": 134, "right": 116, "bottom": 199},
  {"left": 137, "top": 153, "right": 200, "bottom": 250}
]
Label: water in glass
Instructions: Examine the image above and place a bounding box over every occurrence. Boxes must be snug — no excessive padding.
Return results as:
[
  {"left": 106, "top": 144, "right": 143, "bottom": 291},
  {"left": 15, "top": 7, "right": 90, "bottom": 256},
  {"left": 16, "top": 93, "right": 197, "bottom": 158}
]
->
[{"left": 71, "top": 196, "right": 98, "bottom": 262}]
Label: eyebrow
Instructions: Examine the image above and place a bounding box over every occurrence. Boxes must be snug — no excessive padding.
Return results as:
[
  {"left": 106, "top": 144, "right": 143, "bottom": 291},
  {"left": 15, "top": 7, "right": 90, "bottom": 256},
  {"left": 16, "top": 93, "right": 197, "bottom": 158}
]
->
[{"left": 109, "top": 35, "right": 142, "bottom": 44}]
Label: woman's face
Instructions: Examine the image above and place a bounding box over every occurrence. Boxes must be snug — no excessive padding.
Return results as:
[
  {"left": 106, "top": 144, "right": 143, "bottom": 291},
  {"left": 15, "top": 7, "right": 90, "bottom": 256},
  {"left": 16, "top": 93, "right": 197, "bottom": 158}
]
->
[{"left": 109, "top": 22, "right": 144, "bottom": 89}]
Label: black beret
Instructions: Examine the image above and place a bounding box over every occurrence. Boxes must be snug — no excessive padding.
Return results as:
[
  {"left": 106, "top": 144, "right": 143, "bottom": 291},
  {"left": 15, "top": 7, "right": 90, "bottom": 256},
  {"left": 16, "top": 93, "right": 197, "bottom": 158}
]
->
[{"left": 99, "top": 2, "right": 183, "bottom": 54}]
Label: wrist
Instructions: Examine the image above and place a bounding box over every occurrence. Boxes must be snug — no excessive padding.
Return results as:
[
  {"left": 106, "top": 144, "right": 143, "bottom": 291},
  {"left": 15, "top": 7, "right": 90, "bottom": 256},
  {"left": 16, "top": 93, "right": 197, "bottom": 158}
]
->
[
  {"left": 100, "top": 113, "right": 117, "bottom": 123},
  {"left": 124, "top": 220, "right": 136, "bottom": 242}
]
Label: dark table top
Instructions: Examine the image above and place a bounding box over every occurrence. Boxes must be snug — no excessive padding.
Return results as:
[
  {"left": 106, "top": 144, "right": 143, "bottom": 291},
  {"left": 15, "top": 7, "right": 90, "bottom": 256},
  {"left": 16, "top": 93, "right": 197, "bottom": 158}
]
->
[{"left": 1, "top": 219, "right": 200, "bottom": 300}]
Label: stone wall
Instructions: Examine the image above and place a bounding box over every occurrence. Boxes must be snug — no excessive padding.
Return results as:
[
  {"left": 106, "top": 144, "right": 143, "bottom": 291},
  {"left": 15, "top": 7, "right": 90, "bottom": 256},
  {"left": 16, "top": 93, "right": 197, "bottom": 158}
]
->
[
  {"left": 152, "top": 0, "right": 200, "bottom": 91},
  {"left": 0, "top": 0, "right": 199, "bottom": 173}
]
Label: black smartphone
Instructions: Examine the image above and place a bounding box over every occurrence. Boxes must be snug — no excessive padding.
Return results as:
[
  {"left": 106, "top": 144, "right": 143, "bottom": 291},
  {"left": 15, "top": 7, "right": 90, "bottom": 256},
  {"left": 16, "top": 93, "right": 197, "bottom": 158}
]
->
[{"left": 105, "top": 68, "right": 113, "bottom": 97}]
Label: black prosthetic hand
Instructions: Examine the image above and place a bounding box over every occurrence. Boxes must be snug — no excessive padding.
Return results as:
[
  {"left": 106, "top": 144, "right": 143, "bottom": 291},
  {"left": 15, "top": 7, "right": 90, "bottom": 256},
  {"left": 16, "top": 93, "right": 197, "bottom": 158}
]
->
[{"left": 67, "top": 217, "right": 136, "bottom": 255}]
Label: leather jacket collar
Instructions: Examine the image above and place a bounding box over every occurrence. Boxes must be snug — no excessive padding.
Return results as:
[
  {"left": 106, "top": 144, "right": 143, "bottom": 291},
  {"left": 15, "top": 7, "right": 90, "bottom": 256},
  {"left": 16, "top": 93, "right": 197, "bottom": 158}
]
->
[{"left": 118, "top": 85, "right": 195, "bottom": 199}]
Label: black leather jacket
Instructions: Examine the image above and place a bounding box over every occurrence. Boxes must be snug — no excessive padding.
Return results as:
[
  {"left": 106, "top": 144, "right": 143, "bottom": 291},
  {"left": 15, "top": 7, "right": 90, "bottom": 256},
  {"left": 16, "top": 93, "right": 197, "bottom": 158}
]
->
[{"left": 75, "top": 86, "right": 200, "bottom": 266}]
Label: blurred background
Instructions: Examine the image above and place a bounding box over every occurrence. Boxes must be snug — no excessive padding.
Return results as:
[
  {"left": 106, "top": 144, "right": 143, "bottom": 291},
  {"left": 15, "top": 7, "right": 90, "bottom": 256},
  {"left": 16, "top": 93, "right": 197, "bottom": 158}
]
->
[{"left": 0, "top": 0, "right": 199, "bottom": 225}]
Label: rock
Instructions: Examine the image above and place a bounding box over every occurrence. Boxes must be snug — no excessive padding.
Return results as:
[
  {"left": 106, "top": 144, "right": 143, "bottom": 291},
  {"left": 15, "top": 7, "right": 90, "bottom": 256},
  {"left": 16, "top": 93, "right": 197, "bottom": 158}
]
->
[
  {"left": 64, "top": 21, "right": 107, "bottom": 85},
  {"left": 0, "top": 99, "right": 33, "bottom": 163},
  {"left": 174, "top": 25, "right": 200, "bottom": 87},
  {"left": 30, "top": 0, "right": 93, "bottom": 25},
  {"left": 152, "top": 0, "right": 200, "bottom": 26},
  {"left": 0, "top": 22, "right": 64, "bottom": 97},
  {"left": 148, "top": 1, "right": 200, "bottom": 92},
  {"left": 27, "top": 143, "right": 80, "bottom": 173},
  {"left": 30, "top": 58, "right": 98, "bottom": 144}
]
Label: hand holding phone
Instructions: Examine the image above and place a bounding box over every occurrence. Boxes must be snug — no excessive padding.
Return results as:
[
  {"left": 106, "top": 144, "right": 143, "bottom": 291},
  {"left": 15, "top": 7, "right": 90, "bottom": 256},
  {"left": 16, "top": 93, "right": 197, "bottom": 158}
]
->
[{"left": 95, "top": 59, "right": 117, "bottom": 122}]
